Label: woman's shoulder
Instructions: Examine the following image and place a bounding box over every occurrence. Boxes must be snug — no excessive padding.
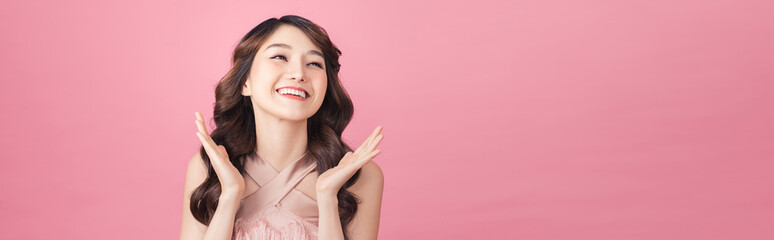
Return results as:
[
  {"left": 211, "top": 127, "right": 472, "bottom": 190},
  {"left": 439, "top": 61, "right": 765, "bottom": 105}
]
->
[
  {"left": 187, "top": 151, "right": 206, "bottom": 175},
  {"left": 184, "top": 151, "right": 208, "bottom": 196},
  {"left": 361, "top": 161, "right": 384, "bottom": 182},
  {"left": 348, "top": 161, "right": 384, "bottom": 194}
]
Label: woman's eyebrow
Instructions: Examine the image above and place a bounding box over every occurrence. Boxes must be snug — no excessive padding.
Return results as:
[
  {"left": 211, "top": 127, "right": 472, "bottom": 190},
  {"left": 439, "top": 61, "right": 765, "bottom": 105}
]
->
[{"left": 265, "top": 43, "right": 323, "bottom": 58}]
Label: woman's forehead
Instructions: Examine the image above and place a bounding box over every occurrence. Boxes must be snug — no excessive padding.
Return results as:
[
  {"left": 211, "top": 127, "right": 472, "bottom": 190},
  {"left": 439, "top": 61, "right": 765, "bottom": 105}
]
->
[{"left": 261, "top": 25, "right": 322, "bottom": 54}]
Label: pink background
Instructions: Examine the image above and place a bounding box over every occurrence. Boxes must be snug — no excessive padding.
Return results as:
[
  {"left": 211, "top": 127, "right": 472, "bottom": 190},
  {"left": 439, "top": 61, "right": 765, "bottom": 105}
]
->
[{"left": 1, "top": 0, "right": 773, "bottom": 239}]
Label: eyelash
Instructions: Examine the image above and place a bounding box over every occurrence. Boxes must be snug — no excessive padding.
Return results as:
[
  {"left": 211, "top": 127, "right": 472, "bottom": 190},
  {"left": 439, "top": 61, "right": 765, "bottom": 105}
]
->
[{"left": 271, "top": 55, "right": 323, "bottom": 68}]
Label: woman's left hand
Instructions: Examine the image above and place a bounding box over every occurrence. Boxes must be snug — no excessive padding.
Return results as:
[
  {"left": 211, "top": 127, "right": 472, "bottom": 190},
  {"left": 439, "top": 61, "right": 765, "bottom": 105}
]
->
[{"left": 316, "top": 126, "right": 384, "bottom": 197}]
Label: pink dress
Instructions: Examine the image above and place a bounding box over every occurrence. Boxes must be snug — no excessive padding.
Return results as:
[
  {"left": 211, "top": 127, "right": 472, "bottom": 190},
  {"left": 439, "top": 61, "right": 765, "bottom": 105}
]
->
[{"left": 232, "top": 151, "right": 319, "bottom": 240}]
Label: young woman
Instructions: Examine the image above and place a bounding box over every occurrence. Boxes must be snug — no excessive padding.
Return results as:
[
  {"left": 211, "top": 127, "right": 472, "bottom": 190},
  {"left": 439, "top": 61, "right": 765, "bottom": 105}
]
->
[{"left": 179, "top": 15, "right": 384, "bottom": 240}]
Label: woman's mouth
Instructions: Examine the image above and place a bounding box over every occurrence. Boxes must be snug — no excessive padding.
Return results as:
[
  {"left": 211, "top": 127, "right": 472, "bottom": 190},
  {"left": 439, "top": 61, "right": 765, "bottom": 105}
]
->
[{"left": 276, "top": 87, "right": 309, "bottom": 101}]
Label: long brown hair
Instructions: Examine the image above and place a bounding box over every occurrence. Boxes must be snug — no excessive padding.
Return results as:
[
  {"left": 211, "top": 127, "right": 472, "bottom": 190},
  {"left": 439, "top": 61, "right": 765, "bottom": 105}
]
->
[{"left": 189, "top": 15, "right": 359, "bottom": 239}]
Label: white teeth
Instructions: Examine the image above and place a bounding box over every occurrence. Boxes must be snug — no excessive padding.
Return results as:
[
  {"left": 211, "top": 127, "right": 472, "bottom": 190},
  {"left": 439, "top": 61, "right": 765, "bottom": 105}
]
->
[{"left": 277, "top": 88, "right": 307, "bottom": 98}]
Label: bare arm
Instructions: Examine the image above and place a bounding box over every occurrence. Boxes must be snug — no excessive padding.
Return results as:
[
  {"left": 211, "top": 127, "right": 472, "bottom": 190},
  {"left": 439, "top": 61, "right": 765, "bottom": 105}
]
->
[
  {"left": 318, "top": 161, "right": 384, "bottom": 240},
  {"left": 201, "top": 194, "right": 241, "bottom": 240},
  {"left": 180, "top": 153, "right": 243, "bottom": 240},
  {"left": 317, "top": 193, "right": 345, "bottom": 240},
  {"left": 317, "top": 126, "right": 385, "bottom": 240},
  {"left": 343, "top": 161, "right": 384, "bottom": 239},
  {"left": 181, "top": 112, "right": 247, "bottom": 239}
]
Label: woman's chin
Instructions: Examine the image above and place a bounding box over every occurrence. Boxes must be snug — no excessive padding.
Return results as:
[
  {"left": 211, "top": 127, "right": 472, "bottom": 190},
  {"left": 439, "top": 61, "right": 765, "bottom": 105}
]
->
[{"left": 278, "top": 112, "right": 313, "bottom": 122}]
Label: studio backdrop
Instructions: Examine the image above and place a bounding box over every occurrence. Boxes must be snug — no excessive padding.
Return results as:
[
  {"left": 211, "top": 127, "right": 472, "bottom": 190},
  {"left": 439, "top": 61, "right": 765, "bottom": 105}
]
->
[{"left": 1, "top": 0, "right": 772, "bottom": 239}]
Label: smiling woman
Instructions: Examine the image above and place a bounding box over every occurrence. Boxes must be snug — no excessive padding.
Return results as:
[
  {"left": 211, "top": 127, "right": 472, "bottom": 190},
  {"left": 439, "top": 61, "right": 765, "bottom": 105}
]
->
[{"left": 180, "top": 15, "right": 384, "bottom": 240}]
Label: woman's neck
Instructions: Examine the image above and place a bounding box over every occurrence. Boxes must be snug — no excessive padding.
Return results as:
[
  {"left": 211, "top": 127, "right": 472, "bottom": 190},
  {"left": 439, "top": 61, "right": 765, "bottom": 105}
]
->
[{"left": 253, "top": 110, "right": 309, "bottom": 172}]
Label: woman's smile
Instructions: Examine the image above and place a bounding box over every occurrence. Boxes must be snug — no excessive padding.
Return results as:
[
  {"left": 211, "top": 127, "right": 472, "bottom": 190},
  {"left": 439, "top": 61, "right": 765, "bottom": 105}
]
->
[{"left": 276, "top": 86, "right": 310, "bottom": 101}]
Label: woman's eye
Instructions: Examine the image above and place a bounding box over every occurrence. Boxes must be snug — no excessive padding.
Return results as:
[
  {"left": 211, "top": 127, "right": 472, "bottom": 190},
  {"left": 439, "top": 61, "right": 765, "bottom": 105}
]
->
[{"left": 271, "top": 55, "right": 322, "bottom": 68}]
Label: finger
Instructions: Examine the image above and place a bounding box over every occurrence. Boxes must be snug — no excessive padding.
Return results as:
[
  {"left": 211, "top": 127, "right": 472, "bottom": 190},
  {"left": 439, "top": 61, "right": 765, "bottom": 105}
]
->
[
  {"left": 195, "top": 120, "right": 208, "bottom": 138},
  {"left": 195, "top": 112, "right": 209, "bottom": 135},
  {"left": 363, "top": 126, "right": 382, "bottom": 147},
  {"left": 353, "top": 138, "right": 368, "bottom": 156},
  {"left": 355, "top": 126, "right": 380, "bottom": 154},
  {"left": 367, "top": 149, "right": 382, "bottom": 160},
  {"left": 355, "top": 126, "right": 383, "bottom": 155},
  {"left": 197, "top": 135, "right": 230, "bottom": 176},
  {"left": 195, "top": 132, "right": 218, "bottom": 152},
  {"left": 196, "top": 132, "right": 220, "bottom": 162},
  {"left": 351, "top": 132, "right": 382, "bottom": 167},
  {"left": 195, "top": 119, "right": 207, "bottom": 136},
  {"left": 193, "top": 116, "right": 219, "bottom": 149},
  {"left": 195, "top": 127, "right": 218, "bottom": 151},
  {"left": 364, "top": 134, "right": 384, "bottom": 154},
  {"left": 196, "top": 112, "right": 211, "bottom": 135},
  {"left": 350, "top": 149, "right": 381, "bottom": 171},
  {"left": 352, "top": 149, "right": 382, "bottom": 169},
  {"left": 356, "top": 133, "right": 382, "bottom": 160}
]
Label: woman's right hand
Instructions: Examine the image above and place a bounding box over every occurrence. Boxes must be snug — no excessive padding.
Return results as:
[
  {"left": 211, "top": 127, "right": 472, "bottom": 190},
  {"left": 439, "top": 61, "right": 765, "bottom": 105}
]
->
[{"left": 194, "top": 112, "right": 245, "bottom": 199}]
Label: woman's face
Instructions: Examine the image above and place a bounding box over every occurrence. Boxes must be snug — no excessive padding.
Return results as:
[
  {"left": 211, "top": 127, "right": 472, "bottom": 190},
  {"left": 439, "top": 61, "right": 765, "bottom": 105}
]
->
[{"left": 242, "top": 24, "right": 328, "bottom": 121}]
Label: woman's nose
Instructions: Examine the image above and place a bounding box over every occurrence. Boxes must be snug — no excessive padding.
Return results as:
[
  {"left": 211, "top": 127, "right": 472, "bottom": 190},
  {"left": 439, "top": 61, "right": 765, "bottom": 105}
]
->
[{"left": 287, "top": 61, "right": 305, "bottom": 81}]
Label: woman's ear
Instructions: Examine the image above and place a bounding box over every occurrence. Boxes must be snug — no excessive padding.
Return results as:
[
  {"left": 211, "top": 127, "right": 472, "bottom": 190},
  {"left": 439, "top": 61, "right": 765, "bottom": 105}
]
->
[{"left": 241, "top": 80, "right": 252, "bottom": 96}]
